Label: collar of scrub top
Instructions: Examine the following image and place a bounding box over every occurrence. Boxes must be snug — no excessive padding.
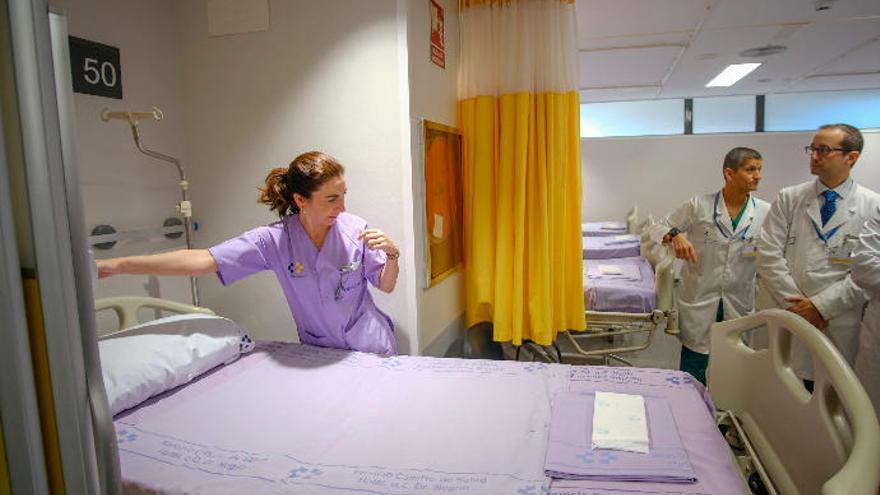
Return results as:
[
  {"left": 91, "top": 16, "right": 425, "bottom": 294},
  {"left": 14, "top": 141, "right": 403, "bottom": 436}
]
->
[
  {"left": 712, "top": 191, "right": 755, "bottom": 240},
  {"left": 283, "top": 215, "right": 363, "bottom": 301},
  {"left": 809, "top": 177, "right": 855, "bottom": 243}
]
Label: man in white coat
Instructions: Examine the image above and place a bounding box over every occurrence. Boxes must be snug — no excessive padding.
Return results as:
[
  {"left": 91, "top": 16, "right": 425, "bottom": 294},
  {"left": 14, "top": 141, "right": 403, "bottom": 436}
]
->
[
  {"left": 757, "top": 123, "right": 880, "bottom": 391},
  {"left": 650, "top": 147, "right": 770, "bottom": 384},
  {"left": 853, "top": 214, "right": 880, "bottom": 418}
]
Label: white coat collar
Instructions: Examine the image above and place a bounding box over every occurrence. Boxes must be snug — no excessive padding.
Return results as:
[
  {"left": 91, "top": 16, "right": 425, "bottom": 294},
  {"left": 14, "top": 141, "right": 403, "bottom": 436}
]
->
[
  {"left": 715, "top": 190, "right": 754, "bottom": 238},
  {"left": 808, "top": 179, "right": 858, "bottom": 234}
]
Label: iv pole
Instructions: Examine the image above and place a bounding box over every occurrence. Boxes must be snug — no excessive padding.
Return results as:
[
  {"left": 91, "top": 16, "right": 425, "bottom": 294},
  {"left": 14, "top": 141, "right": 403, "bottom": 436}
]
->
[{"left": 100, "top": 107, "right": 201, "bottom": 306}]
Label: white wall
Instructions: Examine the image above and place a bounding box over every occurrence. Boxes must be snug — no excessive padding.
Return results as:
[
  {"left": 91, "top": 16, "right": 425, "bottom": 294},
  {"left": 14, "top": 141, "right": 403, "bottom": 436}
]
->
[
  {"left": 582, "top": 130, "right": 880, "bottom": 223},
  {"left": 52, "top": 0, "right": 193, "bottom": 328},
  {"left": 405, "top": 0, "right": 464, "bottom": 355},
  {"left": 173, "top": 0, "right": 416, "bottom": 352}
]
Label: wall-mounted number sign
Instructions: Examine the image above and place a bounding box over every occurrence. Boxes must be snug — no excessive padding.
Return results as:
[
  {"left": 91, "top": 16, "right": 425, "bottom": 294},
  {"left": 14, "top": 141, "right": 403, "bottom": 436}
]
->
[{"left": 68, "top": 36, "right": 123, "bottom": 99}]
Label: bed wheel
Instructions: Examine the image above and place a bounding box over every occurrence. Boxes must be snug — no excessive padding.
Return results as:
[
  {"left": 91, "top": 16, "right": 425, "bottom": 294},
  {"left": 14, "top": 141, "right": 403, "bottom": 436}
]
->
[{"left": 748, "top": 471, "right": 768, "bottom": 495}]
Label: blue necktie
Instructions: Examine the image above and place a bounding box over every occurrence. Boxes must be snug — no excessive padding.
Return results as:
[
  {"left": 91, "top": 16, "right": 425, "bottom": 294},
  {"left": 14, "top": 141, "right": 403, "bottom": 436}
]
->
[{"left": 820, "top": 190, "right": 838, "bottom": 226}]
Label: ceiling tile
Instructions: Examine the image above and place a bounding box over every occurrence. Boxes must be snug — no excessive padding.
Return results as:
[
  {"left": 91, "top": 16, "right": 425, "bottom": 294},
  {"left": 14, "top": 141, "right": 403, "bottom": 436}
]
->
[
  {"left": 579, "top": 46, "right": 681, "bottom": 88},
  {"left": 576, "top": 0, "right": 709, "bottom": 46}
]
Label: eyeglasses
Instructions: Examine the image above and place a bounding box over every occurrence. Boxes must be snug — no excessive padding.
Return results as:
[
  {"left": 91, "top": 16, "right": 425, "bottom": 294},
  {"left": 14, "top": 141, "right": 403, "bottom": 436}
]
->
[{"left": 804, "top": 145, "right": 852, "bottom": 156}]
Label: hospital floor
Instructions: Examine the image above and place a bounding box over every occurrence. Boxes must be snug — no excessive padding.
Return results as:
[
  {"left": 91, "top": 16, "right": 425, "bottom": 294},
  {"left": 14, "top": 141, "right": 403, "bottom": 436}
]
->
[
  {"left": 454, "top": 322, "right": 682, "bottom": 369},
  {"left": 502, "top": 329, "right": 681, "bottom": 369}
]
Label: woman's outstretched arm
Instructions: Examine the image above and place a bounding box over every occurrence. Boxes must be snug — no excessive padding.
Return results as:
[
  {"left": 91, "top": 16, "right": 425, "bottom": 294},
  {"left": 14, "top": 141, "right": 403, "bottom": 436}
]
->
[{"left": 97, "top": 249, "right": 217, "bottom": 278}]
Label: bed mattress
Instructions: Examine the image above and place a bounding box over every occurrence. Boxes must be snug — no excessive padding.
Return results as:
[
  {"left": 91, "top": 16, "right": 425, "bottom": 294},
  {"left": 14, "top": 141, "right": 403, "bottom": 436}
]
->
[
  {"left": 582, "top": 234, "right": 641, "bottom": 260},
  {"left": 582, "top": 221, "right": 628, "bottom": 237},
  {"left": 583, "top": 256, "right": 656, "bottom": 313},
  {"left": 111, "top": 347, "right": 742, "bottom": 494},
  {"left": 114, "top": 342, "right": 568, "bottom": 494}
]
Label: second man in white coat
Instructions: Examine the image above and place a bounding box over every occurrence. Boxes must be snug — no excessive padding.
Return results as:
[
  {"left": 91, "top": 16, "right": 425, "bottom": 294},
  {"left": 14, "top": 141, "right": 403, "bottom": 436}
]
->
[
  {"left": 650, "top": 147, "right": 770, "bottom": 384},
  {"left": 757, "top": 123, "right": 880, "bottom": 391}
]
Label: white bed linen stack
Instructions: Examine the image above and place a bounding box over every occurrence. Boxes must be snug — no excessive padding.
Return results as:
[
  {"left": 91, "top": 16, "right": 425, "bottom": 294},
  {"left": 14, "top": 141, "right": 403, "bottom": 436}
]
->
[{"left": 591, "top": 391, "right": 650, "bottom": 454}]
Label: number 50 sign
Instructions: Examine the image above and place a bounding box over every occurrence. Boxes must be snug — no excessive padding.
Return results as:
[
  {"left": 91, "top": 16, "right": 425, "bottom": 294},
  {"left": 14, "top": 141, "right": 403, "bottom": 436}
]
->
[{"left": 68, "top": 36, "right": 123, "bottom": 99}]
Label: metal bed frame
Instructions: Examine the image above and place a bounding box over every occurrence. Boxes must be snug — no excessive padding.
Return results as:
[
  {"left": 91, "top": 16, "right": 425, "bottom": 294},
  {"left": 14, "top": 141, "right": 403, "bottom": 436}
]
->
[{"left": 561, "top": 233, "right": 678, "bottom": 365}]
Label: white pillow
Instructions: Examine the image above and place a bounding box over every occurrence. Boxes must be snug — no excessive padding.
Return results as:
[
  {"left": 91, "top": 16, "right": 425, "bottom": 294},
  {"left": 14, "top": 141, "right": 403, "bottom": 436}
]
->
[{"left": 99, "top": 313, "right": 253, "bottom": 416}]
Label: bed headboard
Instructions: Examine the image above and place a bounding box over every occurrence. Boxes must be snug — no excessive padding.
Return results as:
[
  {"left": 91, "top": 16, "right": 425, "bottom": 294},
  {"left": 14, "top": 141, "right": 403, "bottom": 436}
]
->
[
  {"left": 709, "top": 309, "right": 880, "bottom": 495},
  {"left": 94, "top": 296, "right": 215, "bottom": 337}
]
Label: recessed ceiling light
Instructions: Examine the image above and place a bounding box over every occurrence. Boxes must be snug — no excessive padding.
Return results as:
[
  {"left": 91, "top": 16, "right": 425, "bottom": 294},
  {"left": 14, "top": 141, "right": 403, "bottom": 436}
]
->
[{"left": 706, "top": 63, "right": 762, "bottom": 87}]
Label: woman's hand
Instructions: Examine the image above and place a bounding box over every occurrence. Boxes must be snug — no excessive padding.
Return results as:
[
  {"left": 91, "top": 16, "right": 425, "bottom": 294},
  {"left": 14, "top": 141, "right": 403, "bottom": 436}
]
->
[
  {"left": 359, "top": 229, "right": 399, "bottom": 260},
  {"left": 96, "top": 258, "right": 120, "bottom": 278},
  {"left": 360, "top": 229, "right": 400, "bottom": 293}
]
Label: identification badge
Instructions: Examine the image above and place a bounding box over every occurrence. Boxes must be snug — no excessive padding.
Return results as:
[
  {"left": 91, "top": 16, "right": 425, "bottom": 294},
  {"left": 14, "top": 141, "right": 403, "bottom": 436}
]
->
[
  {"left": 339, "top": 260, "right": 361, "bottom": 273},
  {"left": 740, "top": 236, "right": 757, "bottom": 258},
  {"left": 830, "top": 232, "right": 859, "bottom": 265}
]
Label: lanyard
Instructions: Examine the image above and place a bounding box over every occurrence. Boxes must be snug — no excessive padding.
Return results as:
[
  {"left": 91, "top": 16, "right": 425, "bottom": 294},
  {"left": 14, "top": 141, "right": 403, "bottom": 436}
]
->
[
  {"left": 713, "top": 193, "right": 754, "bottom": 240},
  {"left": 810, "top": 219, "right": 842, "bottom": 244}
]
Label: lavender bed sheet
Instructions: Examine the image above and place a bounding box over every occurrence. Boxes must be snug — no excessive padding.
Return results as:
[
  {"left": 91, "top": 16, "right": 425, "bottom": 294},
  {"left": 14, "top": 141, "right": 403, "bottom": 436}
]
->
[
  {"left": 583, "top": 256, "right": 656, "bottom": 313},
  {"left": 582, "top": 235, "right": 641, "bottom": 260},
  {"left": 548, "top": 367, "right": 745, "bottom": 495},
  {"left": 114, "top": 342, "right": 569, "bottom": 495},
  {"left": 582, "top": 221, "right": 628, "bottom": 237}
]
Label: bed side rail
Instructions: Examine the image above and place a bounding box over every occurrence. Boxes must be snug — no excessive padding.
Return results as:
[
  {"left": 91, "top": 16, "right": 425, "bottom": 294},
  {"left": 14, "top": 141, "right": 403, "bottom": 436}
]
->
[
  {"left": 94, "top": 296, "right": 214, "bottom": 334},
  {"left": 709, "top": 309, "right": 880, "bottom": 495},
  {"left": 641, "top": 236, "right": 679, "bottom": 332},
  {"left": 626, "top": 204, "right": 639, "bottom": 234}
]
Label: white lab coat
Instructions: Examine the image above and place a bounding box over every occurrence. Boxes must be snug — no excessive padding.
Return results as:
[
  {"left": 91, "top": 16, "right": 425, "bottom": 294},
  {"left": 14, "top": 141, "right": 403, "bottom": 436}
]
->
[
  {"left": 853, "top": 212, "right": 880, "bottom": 418},
  {"left": 650, "top": 191, "right": 770, "bottom": 353},
  {"left": 757, "top": 179, "right": 880, "bottom": 379}
]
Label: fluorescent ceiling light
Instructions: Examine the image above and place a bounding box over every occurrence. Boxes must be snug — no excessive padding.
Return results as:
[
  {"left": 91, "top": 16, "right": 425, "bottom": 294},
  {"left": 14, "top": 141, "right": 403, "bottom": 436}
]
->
[{"left": 706, "top": 63, "right": 762, "bottom": 87}]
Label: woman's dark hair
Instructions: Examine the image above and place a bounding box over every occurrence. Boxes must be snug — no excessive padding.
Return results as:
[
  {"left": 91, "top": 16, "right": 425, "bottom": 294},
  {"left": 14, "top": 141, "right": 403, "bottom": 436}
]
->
[{"left": 258, "top": 151, "right": 345, "bottom": 217}]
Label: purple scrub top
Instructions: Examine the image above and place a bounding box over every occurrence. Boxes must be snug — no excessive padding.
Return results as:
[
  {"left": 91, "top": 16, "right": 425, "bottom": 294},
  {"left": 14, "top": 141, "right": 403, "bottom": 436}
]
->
[{"left": 208, "top": 212, "right": 396, "bottom": 355}]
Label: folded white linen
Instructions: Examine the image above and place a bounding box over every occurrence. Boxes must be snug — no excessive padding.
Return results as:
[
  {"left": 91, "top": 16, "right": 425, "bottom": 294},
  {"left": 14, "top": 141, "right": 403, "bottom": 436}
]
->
[
  {"left": 598, "top": 264, "right": 623, "bottom": 275},
  {"left": 591, "top": 391, "right": 649, "bottom": 454}
]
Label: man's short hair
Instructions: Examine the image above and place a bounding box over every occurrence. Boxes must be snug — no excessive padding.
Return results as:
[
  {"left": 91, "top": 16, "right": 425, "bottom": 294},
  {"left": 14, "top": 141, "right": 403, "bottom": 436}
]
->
[
  {"left": 723, "top": 147, "right": 762, "bottom": 171},
  {"left": 819, "top": 123, "right": 864, "bottom": 153}
]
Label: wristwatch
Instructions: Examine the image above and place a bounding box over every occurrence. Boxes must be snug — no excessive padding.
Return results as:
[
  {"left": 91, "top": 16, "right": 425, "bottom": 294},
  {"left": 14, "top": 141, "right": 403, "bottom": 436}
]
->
[{"left": 667, "top": 227, "right": 681, "bottom": 240}]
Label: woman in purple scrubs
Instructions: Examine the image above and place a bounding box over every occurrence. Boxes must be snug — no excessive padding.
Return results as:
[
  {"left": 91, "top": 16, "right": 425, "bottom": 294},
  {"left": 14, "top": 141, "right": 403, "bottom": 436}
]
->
[{"left": 97, "top": 151, "right": 400, "bottom": 355}]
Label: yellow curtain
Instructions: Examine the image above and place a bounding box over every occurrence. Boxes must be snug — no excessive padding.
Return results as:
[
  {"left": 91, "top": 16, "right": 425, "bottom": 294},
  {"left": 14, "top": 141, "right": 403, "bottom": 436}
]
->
[{"left": 459, "top": 0, "right": 585, "bottom": 346}]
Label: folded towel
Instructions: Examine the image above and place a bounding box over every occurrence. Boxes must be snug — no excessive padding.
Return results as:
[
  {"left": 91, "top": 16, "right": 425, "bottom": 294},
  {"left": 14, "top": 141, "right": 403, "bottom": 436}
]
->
[
  {"left": 586, "top": 263, "right": 641, "bottom": 281},
  {"left": 592, "top": 392, "right": 649, "bottom": 454},
  {"left": 604, "top": 234, "right": 640, "bottom": 245},
  {"left": 545, "top": 391, "right": 697, "bottom": 484},
  {"left": 598, "top": 265, "right": 622, "bottom": 275},
  {"left": 600, "top": 222, "right": 627, "bottom": 231}
]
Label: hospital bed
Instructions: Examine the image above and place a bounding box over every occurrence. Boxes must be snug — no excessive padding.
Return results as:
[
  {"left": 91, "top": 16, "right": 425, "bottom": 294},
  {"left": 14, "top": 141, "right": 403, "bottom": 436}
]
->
[
  {"left": 553, "top": 235, "right": 679, "bottom": 366},
  {"left": 708, "top": 309, "right": 880, "bottom": 495},
  {"left": 581, "top": 233, "right": 641, "bottom": 260},
  {"left": 581, "top": 205, "right": 640, "bottom": 237},
  {"left": 95, "top": 297, "right": 878, "bottom": 494}
]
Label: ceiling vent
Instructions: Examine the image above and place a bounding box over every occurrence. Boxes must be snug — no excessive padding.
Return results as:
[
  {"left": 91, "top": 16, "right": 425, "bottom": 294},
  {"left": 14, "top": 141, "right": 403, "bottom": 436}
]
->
[{"left": 739, "top": 45, "right": 788, "bottom": 58}]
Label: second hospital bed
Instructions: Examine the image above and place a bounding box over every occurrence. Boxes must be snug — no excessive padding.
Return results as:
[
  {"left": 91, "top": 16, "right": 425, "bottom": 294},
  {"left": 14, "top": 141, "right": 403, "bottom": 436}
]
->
[
  {"left": 553, "top": 230, "right": 679, "bottom": 365},
  {"left": 96, "top": 297, "right": 878, "bottom": 495}
]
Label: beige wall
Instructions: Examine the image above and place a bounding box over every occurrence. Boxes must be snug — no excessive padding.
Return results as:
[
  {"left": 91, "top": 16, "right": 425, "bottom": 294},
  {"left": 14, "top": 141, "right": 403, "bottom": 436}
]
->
[
  {"left": 52, "top": 0, "right": 193, "bottom": 331},
  {"left": 582, "top": 130, "right": 880, "bottom": 223},
  {"left": 405, "top": 0, "right": 464, "bottom": 355}
]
